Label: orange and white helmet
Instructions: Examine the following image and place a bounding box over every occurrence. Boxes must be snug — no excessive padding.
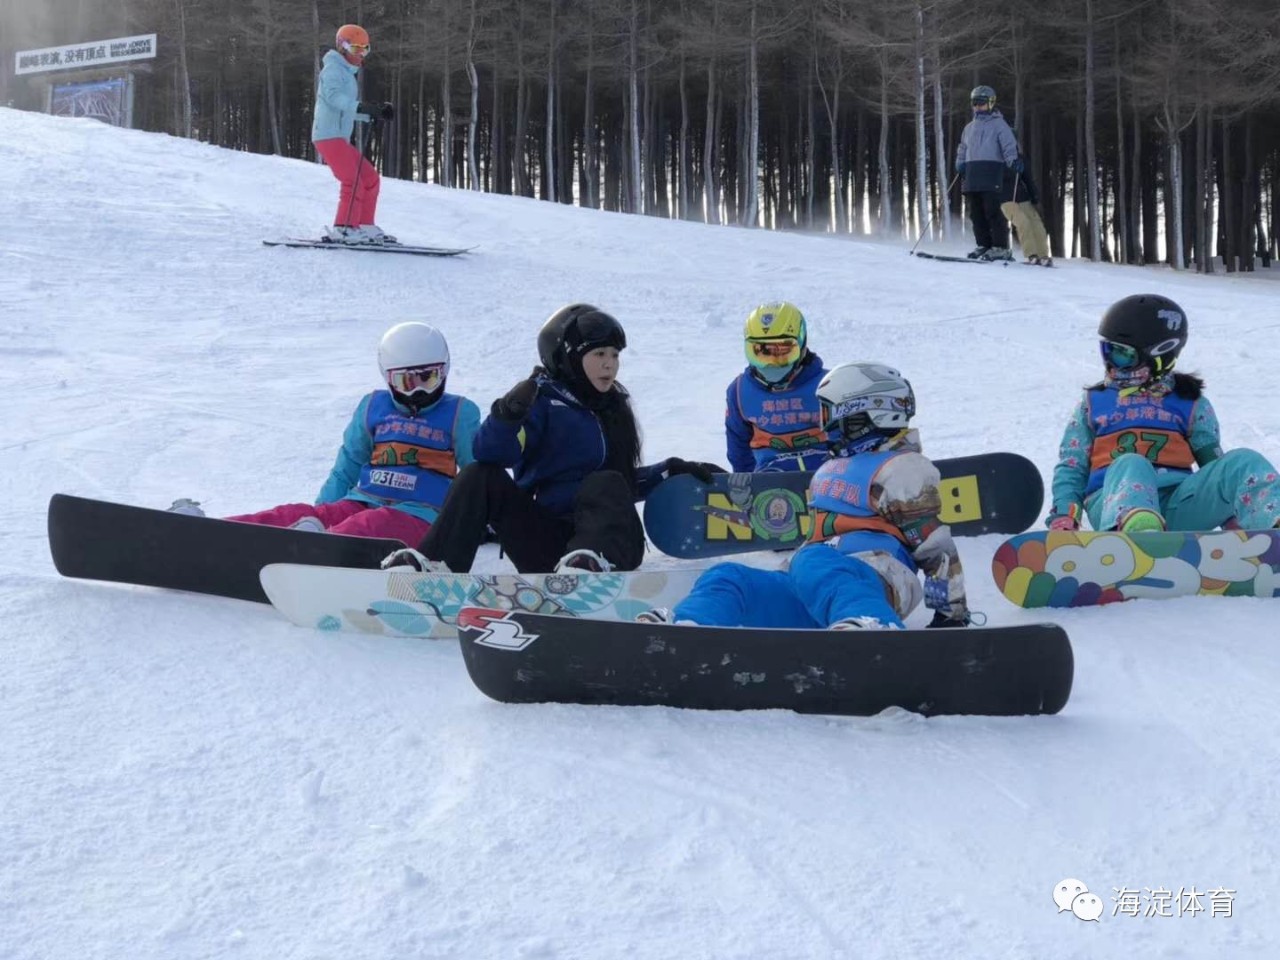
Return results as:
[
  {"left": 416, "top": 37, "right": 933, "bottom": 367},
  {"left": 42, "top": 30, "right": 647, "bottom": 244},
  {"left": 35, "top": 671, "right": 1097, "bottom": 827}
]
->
[{"left": 336, "top": 24, "right": 370, "bottom": 62}]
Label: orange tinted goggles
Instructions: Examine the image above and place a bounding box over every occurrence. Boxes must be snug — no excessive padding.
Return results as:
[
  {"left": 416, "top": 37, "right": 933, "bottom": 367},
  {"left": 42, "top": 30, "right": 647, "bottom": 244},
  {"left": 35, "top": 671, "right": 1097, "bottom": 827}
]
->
[{"left": 749, "top": 338, "right": 800, "bottom": 365}]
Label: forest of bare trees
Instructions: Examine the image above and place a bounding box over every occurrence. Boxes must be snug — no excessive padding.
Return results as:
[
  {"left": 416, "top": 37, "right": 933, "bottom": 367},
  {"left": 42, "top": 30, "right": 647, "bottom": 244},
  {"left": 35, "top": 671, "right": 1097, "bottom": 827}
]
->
[{"left": 3, "top": 0, "right": 1279, "bottom": 270}]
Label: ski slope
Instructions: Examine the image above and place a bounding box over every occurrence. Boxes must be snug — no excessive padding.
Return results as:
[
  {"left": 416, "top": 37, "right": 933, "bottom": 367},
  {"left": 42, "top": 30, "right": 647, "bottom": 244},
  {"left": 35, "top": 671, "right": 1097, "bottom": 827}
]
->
[{"left": 3, "top": 106, "right": 1278, "bottom": 959}]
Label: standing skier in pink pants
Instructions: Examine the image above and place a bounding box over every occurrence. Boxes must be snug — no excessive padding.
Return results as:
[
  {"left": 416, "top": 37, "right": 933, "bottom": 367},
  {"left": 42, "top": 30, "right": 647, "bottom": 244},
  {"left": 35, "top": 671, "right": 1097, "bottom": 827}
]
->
[{"left": 311, "top": 23, "right": 395, "bottom": 245}]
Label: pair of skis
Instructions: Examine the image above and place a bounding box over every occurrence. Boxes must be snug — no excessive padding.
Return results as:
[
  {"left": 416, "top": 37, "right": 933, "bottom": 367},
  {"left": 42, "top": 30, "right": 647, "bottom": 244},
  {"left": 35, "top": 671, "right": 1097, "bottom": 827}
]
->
[
  {"left": 912, "top": 251, "right": 1053, "bottom": 267},
  {"left": 262, "top": 237, "right": 473, "bottom": 257}
]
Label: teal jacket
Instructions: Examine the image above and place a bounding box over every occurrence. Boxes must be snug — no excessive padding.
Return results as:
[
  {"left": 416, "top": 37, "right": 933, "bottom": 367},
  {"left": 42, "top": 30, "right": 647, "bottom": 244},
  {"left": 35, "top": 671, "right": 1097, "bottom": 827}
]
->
[
  {"left": 311, "top": 49, "right": 373, "bottom": 143},
  {"left": 1048, "top": 374, "right": 1222, "bottom": 524},
  {"left": 317, "top": 391, "right": 482, "bottom": 523}
]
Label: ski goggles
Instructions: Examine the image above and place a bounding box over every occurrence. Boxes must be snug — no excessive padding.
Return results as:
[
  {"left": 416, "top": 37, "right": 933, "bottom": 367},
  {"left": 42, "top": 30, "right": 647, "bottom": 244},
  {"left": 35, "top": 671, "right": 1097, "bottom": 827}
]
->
[
  {"left": 387, "top": 363, "right": 445, "bottom": 395},
  {"left": 1100, "top": 340, "right": 1142, "bottom": 370},
  {"left": 341, "top": 40, "right": 371, "bottom": 56},
  {"left": 748, "top": 337, "right": 801, "bottom": 366},
  {"left": 570, "top": 313, "right": 626, "bottom": 353}
]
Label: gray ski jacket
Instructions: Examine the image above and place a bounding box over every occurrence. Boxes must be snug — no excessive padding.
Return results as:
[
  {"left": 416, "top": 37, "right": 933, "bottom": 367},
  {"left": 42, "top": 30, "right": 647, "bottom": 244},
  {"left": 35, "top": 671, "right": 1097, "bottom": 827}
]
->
[{"left": 956, "top": 110, "right": 1019, "bottom": 193}]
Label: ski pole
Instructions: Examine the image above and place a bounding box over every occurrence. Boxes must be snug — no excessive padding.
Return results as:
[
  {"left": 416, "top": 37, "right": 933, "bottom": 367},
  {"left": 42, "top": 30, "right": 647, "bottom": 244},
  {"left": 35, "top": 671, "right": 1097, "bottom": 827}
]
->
[{"left": 909, "top": 172, "right": 961, "bottom": 254}]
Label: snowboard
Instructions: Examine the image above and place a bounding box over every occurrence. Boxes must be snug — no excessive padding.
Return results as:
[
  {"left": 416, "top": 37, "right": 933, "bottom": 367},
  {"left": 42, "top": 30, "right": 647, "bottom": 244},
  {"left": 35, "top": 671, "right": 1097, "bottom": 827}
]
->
[
  {"left": 47, "top": 494, "right": 405, "bottom": 604},
  {"left": 262, "top": 238, "right": 474, "bottom": 257},
  {"left": 992, "top": 528, "right": 1280, "bottom": 608},
  {"left": 259, "top": 564, "right": 704, "bottom": 638},
  {"left": 455, "top": 607, "right": 1074, "bottom": 717},
  {"left": 643, "top": 452, "right": 1044, "bottom": 560}
]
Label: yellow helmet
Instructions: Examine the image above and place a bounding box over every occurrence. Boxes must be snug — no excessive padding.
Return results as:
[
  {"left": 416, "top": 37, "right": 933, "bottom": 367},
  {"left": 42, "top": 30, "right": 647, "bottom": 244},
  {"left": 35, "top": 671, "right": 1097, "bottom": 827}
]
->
[{"left": 744, "top": 302, "right": 808, "bottom": 383}]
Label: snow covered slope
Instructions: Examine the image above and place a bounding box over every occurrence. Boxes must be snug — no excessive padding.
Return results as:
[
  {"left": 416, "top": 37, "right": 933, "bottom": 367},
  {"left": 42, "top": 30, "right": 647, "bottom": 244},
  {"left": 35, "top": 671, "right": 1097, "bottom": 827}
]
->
[{"left": 3, "top": 107, "right": 1277, "bottom": 959}]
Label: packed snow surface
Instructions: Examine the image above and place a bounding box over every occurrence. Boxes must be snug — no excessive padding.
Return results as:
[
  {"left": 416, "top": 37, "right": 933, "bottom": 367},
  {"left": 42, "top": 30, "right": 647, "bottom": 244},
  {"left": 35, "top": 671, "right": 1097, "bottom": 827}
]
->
[{"left": 3, "top": 107, "right": 1278, "bottom": 959}]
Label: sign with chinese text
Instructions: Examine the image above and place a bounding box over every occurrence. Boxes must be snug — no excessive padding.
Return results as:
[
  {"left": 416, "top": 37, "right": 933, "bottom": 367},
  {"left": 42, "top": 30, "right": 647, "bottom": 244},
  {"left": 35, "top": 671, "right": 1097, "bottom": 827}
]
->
[{"left": 15, "top": 34, "right": 157, "bottom": 76}]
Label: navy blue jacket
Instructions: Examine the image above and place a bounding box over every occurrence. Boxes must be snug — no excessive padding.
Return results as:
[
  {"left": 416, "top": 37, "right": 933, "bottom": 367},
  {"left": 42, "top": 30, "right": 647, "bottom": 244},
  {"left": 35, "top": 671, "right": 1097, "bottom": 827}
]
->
[{"left": 472, "top": 376, "right": 664, "bottom": 517}]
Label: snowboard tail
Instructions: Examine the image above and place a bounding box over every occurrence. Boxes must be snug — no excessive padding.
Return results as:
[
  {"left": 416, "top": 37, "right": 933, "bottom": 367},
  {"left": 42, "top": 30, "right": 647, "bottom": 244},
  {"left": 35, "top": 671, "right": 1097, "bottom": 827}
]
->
[
  {"left": 48, "top": 494, "right": 404, "bottom": 604},
  {"left": 643, "top": 452, "right": 1044, "bottom": 560},
  {"left": 456, "top": 608, "right": 1074, "bottom": 717},
  {"left": 993, "top": 529, "right": 1280, "bottom": 608},
  {"left": 259, "top": 564, "right": 704, "bottom": 637}
]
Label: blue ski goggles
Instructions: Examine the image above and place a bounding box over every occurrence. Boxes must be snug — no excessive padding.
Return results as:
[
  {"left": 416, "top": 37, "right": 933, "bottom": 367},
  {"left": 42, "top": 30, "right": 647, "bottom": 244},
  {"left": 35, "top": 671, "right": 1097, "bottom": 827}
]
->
[{"left": 1100, "top": 340, "right": 1142, "bottom": 370}]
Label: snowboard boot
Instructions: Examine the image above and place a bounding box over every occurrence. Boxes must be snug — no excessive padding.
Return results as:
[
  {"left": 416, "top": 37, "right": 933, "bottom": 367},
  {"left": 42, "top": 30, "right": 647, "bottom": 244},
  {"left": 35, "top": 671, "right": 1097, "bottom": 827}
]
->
[
  {"left": 980, "top": 247, "right": 1014, "bottom": 262},
  {"left": 555, "top": 549, "right": 613, "bottom": 573},
  {"left": 636, "top": 607, "right": 697, "bottom": 626},
  {"left": 829, "top": 616, "right": 902, "bottom": 631},
  {"left": 289, "top": 516, "right": 326, "bottom": 533},
  {"left": 966, "top": 246, "right": 989, "bottom": 260},
  {"left": 167, "top": 498, "right": 206, "bottom": 517},
  {"left": 1026, "top": 255, "right": 1041, "bottom": 266},
  {"left": 1120, "top": 509, "right": 1165, "bottom": 534}
]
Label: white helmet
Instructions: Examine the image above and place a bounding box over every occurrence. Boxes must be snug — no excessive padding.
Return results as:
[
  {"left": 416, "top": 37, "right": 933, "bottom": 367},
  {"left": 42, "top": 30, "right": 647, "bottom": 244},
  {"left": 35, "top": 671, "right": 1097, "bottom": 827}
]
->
[
  {"left": 378, "top": 322, "right": 450, "bottom": 406},
  {"left": 817, "top": 362, "right": 915, "bottom": 453}
]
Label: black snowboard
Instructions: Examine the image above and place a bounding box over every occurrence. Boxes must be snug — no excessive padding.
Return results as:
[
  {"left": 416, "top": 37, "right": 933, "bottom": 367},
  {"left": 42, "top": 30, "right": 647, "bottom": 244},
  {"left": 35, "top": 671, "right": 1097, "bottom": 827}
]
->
[
  {"left": 455, "top": 608, "right": 1073, "bottom": 717},
  {"left": 47, "top": 494, "right": 405, "bottom": 604},
  {"left": 643, "top": 452, "right": 1044, "bottom": 559}
]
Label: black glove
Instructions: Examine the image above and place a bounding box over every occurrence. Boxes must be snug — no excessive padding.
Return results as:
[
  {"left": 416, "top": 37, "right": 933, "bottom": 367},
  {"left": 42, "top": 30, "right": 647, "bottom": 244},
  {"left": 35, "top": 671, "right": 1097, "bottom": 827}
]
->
[
  {"left": 357, "top": 101, "right": 393, "bottom": 122},
  {"left": 492, "top": 369, "right": 540, "bottom": 423},
  {"left": 927, "top": 610, "right": 969, "bottom": 629},
  {"left": 662, "top": 458, "right": 728, "bottom": 484}
]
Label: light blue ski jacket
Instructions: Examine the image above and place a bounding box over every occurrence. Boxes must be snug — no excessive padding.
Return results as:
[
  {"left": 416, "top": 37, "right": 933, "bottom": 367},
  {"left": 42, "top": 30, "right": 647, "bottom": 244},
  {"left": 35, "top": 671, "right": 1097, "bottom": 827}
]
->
[{"left": 311, "top": 49, "right": 373, "bottom": 143}]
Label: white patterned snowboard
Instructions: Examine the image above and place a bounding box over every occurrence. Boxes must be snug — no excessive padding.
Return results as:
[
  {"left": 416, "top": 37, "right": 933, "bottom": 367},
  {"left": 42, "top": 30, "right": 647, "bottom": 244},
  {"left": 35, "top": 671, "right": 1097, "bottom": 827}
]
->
[{"left": 259, "top": 563, "right": 703, "bottom": 638}]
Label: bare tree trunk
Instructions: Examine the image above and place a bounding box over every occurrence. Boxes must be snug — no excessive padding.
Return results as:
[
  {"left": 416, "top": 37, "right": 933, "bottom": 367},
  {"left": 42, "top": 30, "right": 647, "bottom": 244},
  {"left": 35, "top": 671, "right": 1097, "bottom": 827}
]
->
[
  {"left": 804, "top": 58, "right": 814, "bottom": 228},
  {"left": 583, "top": 36, "right": 597, "bottom": 208},
  {"left": 174, "top": 0, "right": 193, "bottom": 139},
  {"left": 743, "top": 1, "right": 760, "bottom": 226},
  {"left": 1083, "top": 0, "right": 1100, "bottom": 261},
  {"left": 1113, "top": 25, "right": 1127, "bottom": 264},
  {"left": 1220, "top": 117, "right": 1235, "bottom": 272},
  {"left": 545, "top": 0, "right": 557, "bottom": 202},
  {"left": 465, "top": 0, "right": 481, "bottom": 191},
  {"left": 702, "top": 19, "right": 720, "bottom": 225},
  {"left": 931, "top": 49, "right": 949, "bottom": 239},
  {"left": 678, "top": 47, "right": 690, "bottom": 219},
  {"left": 627, "top": 0, "right": 643, "bottom": 214},
  {"left": 1130, "top": 107, "right": 1142, "bottom": 262},
  {"left": 876, "top": 54, "right": 892, "bottom": 233},
  {"left": 1168, "top": 129, "right": 1184, "bottom": 268},
  {"left": 913, "top": 1, "right": 928, "bottom": 235},
  {"left": 264, "top": 44, "right": 283, "bottom": 154}
]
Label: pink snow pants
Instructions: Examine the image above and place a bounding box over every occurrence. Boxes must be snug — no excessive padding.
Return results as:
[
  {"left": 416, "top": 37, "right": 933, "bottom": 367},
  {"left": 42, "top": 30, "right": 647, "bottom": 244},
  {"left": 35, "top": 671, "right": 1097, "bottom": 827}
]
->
[
  {"left": 314, "top": 137, "right": 380, "bottom": 227},
  {"left": 226, "top": 499, "right": 429, "bottom": 546}
]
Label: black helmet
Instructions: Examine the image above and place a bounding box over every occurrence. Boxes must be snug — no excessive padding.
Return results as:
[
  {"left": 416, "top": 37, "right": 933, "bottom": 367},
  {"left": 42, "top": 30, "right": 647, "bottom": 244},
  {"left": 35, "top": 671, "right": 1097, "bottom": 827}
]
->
[
  {"left": 1098, "top": 294, "right": 1187, "bottom": 377},
  {"left": 537, "top": 303, "right": 627, "bottom": 383}
]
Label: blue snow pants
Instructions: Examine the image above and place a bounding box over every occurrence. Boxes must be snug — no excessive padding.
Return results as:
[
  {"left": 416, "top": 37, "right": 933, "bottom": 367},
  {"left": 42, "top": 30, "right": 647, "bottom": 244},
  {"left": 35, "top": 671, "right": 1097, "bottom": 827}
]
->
[
  {"left": 1086, "top": 448, "right": 1280, "bottom": 531},
  {"left": 671, "top": 545, "right": 906, "bottom": 629}
]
